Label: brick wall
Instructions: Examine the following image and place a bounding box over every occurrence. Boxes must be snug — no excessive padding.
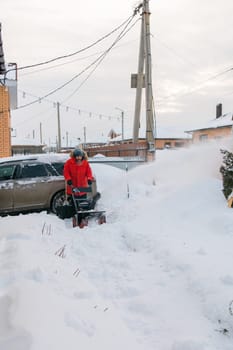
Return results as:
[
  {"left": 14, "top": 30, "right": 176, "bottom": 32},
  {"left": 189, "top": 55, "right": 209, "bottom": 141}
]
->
[
  {"left": 84, "top": 138, "right": 191, "bottom": 157},
  {"left": 0, "top": 85, "right": 11, "bottom": 157},
  {"left": 155, "top": 138, "right": 190, "bottom": 149},
  {"left": 85, "top": 141, "right": 148, "bottom": 158},
  {"left": 192, "top": 126, "right": 232, "bottom": 143}
]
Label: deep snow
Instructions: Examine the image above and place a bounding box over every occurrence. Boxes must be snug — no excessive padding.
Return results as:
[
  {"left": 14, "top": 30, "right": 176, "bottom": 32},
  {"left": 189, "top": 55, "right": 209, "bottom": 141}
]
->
[{"left": 1, "top": 139, "right": 233, "bottom": 350}]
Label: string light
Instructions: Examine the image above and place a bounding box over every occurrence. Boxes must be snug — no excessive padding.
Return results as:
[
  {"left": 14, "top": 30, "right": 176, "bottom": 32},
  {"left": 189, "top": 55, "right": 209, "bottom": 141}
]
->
[{"left": 17, "top": 90, "right": 120, "bottom": 122}]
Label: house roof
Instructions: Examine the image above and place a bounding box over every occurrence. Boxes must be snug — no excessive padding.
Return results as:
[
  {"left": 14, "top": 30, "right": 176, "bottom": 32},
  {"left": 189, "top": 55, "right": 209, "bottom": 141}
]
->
[
  {"left": 155, "top": 127, "right": 191, "bottom": 139},
  {"left": 0, "top": 23, "right": 6, "bottom": 74},
  {"left": 11, "top": 137, "right": 44, "bottom": 146},
  {"left": 108, "top": 126, "right": 191, "bottom": 142},
  {"left": 186, "top": 113, "right": 233, "bottom": 132}
]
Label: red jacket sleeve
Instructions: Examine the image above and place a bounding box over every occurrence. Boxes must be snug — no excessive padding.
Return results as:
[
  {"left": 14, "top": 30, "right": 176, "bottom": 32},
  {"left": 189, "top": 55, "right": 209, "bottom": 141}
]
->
[
  {"left": 86, "top": 161, "right": 93, "bottom": 181},
  {"left": 63, "top": 159, "right": 72, "bottom": 181}
]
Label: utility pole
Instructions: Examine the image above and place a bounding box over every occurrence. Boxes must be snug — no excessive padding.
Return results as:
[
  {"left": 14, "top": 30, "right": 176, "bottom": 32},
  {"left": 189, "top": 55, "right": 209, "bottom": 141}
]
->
[
  {"left": 40, "top": 122, "right": 42, "bottom": 144},
  {"left": 57, "top": 102, "right": 61, "bottom": 152},
  {"left": 144, "top": 0, "right": 155, "bottom": 151},
  {"left": 83, "top": 126, "right": 86, "bottom": 148},
  {"left": 115, "top": 107, "right": 124, "bottom": 141},
  {"left": 132, "top": 0, "right": 155, "bottom": 158},
  {"left": 66, "top": 131, "right": 69, "bottom": 147},
  {"left": 133, "top": 11, "right": 145, "bottom": 143}
]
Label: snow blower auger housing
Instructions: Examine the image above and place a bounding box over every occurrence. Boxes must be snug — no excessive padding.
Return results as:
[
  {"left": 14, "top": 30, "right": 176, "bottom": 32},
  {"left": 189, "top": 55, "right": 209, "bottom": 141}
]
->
[{"left": 56, "top": 181, "right": 106, "bottom": 228}]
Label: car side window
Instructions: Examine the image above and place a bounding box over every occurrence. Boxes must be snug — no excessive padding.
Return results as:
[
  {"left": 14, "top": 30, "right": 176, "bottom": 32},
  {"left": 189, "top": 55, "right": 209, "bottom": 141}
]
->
[
  {"left": 45, "top": 163, "right": 59, "bottom": 176},
  {"left": 21, "top": 164, "right": 48, "bottom": 178},
  {"left": 51, "top": 162, "right": 64, "bottom": 175},
  {"left": 0, "top": 164, "right": 16, "bottom": 180}
]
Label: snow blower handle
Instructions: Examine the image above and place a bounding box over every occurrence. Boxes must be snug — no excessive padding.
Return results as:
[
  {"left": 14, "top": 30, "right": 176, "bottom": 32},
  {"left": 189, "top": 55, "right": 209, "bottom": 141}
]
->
[
  {"left": 64, "top": 181, "right": 69, "bottom": 204},
  {"left": 72, "top": 187, "right": 81, "bottom": 194},
  {"left": 72, "top": 186, "right": 92, "bottom": 193}
]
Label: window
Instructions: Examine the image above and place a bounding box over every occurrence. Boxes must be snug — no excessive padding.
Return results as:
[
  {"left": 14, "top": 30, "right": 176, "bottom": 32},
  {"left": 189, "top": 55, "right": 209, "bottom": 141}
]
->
[
  {"left": 0, "top": 164, "right": 16, "bottom": 180},
  {"left": 199, "top": 134, "right": 208, "bottom": 141},
  {"left": 21, "top": 164, "right": 48, "bottom": 178},
  {"left": 164, "top": 142, "right": 171, "bottom": 149},
  {"left": 45, "top": 163, "right": 60, "bottom": 176},
  {"left": 175, "top": 142, "right": 184, "bottom": 148},
  {"left": 51, "top": 162, "right": 64, "bottom": 175}
]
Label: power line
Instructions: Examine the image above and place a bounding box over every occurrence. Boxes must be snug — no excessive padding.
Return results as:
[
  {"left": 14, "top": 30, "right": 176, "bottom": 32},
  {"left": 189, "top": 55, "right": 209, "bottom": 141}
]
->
[
  {"left": 20, "top": 38, "right": 138, "bottom": 77},
  {"left": 16, "top": 15, "right": 138, "bottom": 119},
  {"left": 15, "top": 15, "right": 138, "bottom": 111},
  {"left": 61, "top": 18, "right": 140, "bottom": 104},
  {"left": 151, "top": 33, "right": 199, "bottom": 70},
  {"left": 1, "top": 64, "right": 232, "bottom": 117},
  {"left": 4, "top": 14, "right": 136, "bottom": 76},
  {"left": 12, "top": 105, "right": 54, "bottom": 127},
  {"left": 157, "top": 66, "right": 233, "bottom": 105}
]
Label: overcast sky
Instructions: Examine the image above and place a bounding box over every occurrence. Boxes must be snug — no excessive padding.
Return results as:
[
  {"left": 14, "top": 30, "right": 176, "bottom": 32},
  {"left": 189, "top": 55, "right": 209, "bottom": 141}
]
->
[{"left": 1, "top": 0, "right": 233, "bottom": 145}]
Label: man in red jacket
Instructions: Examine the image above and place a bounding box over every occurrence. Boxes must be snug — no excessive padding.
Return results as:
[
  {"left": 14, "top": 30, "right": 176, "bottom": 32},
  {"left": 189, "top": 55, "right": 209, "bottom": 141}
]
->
[{"left": 63, "top": 148, "right": 94, "bottom": 198}]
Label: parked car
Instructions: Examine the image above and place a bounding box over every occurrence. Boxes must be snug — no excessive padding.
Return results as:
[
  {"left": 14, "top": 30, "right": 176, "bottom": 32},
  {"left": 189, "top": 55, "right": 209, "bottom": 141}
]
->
[{"left": 0, "top": 159, "right": 65, "bottom": 216}]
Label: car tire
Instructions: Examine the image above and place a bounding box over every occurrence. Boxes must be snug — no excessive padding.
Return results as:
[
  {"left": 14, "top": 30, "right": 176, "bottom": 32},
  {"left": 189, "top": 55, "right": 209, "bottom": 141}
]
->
[{"left": 51, "top": 190, "right": 66, "bottom": 214}]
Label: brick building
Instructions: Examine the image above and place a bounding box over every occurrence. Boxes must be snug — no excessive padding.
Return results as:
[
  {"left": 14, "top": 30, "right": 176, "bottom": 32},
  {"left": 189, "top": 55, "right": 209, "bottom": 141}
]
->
[
  {"left": 186, "top": 108, "right": 233, "bottom": 143},
  {"left": 0, "top": 86, "right": 11, "bottom": 157},
  {"left": 0, "top": 23, "right": 12, "bottom": 158},
  {"left": 83, "top": 127, "right": 191, "bottom": 158}
]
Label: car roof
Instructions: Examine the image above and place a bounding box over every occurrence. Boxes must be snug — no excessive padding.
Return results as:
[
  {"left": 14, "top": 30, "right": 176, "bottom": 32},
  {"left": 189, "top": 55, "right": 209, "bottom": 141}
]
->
[
  {"left": 0, "top": 159, "right": 55, "bottom": 166},
  {"left": 0, "top": 154, "right": 69, "bottom": 164}
]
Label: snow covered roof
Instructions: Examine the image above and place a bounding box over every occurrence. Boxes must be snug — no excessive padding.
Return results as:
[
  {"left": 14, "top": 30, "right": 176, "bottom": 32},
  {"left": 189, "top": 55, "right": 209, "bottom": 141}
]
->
[
  {"left": 155, "top": 127, "right": 191, "bottom": 139},
  {"left": 11, "top": 137, "right": 44, "bottom": 146},
  {"left": 108, "top": 126, "right": 191, "bottom": 142},
  {"left": 186, "top": 113, "right": 233, "bottom": 132},
  {"left": 0, "top": 153, "right": 69, "bottom": 164},
  {"left": 0, "top": 23, "right": 5, "bottom": 74}
]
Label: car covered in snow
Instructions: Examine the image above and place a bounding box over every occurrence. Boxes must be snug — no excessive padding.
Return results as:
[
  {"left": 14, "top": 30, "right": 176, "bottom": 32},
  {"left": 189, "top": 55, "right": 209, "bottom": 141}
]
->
[{"left": 0, "top": 159, "right": 66, "bottom": 216}]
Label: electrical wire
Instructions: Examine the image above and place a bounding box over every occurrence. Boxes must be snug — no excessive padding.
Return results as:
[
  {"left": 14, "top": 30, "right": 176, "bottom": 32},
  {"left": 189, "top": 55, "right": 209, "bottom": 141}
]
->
[
  {"left": 157, "top": 66, "right": 233, "bottom": 104},
  {"left": 20, "top": 38, "right": 139, "bottom": 77},
  {"left": 1, "top": 64, "right": 232, "bottom": 117},
  {"left": 15, "top": 89, "right": 120, "bottom": 121},
  {"left": 16, "top": 15, "right": 138, "bottom": 111},
  {"left": 4, "top": 14, "right": 136, "bottom": 76},
  {"left": 12, "top": 106, "right": 54, "bottom": 127},
  {"left": 151, "top": 33, "right": 199, "bottom": 70},
  {"left": 61, "top": 17, "right": 140, "bottom": 104}
]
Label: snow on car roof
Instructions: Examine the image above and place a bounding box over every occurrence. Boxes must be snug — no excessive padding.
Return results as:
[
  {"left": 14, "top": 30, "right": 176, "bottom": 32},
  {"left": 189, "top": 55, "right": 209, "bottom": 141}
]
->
[{"left": 0, "top": 153, "right": 69, "bottom": 164}]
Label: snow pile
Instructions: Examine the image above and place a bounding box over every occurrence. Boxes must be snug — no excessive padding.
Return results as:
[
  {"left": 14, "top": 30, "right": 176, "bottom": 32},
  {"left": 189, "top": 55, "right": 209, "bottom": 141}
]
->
[{"left": 1, "top": 139, "right": 233, "bottom": 350}]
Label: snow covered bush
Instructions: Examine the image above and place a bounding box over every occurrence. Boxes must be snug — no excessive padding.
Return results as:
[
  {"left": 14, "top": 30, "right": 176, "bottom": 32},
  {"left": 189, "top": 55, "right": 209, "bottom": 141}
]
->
[{"left": 220, "top": 149, "right": 233, "bottom": 200}]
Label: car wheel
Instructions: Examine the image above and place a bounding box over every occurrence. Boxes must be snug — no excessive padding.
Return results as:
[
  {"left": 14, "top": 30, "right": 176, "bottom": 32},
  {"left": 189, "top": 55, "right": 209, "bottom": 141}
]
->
[{"left": 51, "top": 190, "right": 66, "bottom": 214}]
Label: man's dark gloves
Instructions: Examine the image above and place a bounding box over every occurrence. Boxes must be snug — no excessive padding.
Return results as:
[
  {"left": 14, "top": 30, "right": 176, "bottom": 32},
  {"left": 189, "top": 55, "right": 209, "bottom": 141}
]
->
[
  {"left": 67, "top": 179, "right": 72, "bottom": 186},
  {"left": 88, "top": 179, "right": 92, "bottom": 186}
]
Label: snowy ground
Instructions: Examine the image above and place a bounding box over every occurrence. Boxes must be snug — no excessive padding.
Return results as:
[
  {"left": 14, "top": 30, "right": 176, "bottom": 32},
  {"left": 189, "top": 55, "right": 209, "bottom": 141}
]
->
[{"left": 1, "top": 140, "right": 233, "bottom": 350}]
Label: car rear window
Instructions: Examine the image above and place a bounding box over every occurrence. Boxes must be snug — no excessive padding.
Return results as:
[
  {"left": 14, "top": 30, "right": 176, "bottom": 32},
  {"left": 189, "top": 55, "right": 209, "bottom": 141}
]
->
[
  {"left": 51, "top": 162, "right": 64, "bottom": 175},
  {"left": 45, "top": 163, "right": 60, "bottom": 176},
  {"left": 21, "top": 164, "right": 49, "bottom": 178}
]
